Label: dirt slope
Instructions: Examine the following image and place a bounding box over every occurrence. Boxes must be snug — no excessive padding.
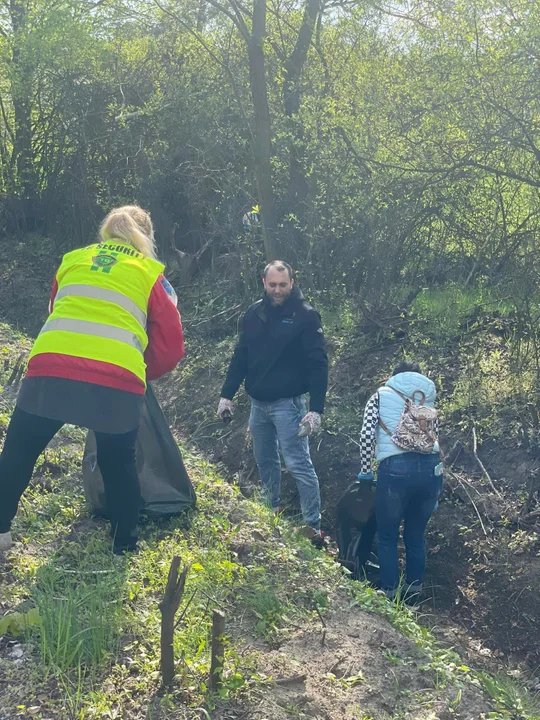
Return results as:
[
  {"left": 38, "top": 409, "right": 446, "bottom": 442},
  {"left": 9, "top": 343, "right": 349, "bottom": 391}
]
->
[
  {"left": 0, "top": 323, "right": 505, "bottom": 720},
  {"left": 153, "top": 325, "right": 540, "bottom": 680}
]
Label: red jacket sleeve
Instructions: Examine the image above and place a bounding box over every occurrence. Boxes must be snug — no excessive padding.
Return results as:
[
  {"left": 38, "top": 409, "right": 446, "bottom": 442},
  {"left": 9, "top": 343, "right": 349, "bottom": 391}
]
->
[
  {"left": 49, "top": 273, "right": 59, "bottom": 314},
  {"left": 144, "top": 276, "right": 185, "bottom": 381}
]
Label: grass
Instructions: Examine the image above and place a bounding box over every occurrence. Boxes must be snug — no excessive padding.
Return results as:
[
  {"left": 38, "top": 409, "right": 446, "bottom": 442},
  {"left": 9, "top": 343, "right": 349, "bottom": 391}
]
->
[
  {"left": 410, "top": 283, "right": 514, "bottom": 344},
  {"left": 0, "top": 391, "right": 341, "bottom": 716},
  {"left": 1, "top": 432, "right": 537, "bottom": 719},
  {"left": 479, "top": 673, "right": 540, "bottom": 720},
  {"left": 33, "top": 556, "right": 123, "bottom": 671},
  {"left": 247, "top": 588, "right": 287, "bottom": 640},
  {"left": 2, "top": 308, "right": 540, "bottom": 719},
  {"left": 349, "top": 583, "right": 540, "bottom": 719}
]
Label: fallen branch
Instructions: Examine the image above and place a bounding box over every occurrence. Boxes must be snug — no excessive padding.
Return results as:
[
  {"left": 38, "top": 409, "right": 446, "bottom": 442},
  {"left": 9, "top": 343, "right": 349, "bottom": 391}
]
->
[
  {"left": 342, "top": 432, "right": 361, "bottom": 449},
  {"left": 519, "top": 508, "right": 540, "bottom": 529},
  {"left": 472, "top": 424, "right": 502, "bottom": 497},
  {"left": 158, "top": 556, "right": 190, "bottom": 686},
  {"left": 446, "top": 468, "right": 490, "bottom": 539},
  {"left": 450, "top": 470, "right": 482, "bottom": 496},
  {"left": 198, "top": 588, "right": 228, "bottom": 611}
]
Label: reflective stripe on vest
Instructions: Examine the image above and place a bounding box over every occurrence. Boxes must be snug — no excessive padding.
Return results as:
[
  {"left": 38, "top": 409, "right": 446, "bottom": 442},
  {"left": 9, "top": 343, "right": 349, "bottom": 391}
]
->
[
  {"left": 29, "top": 242, "right": 164, "bottom": 386},
  {"left": 40, "top": 318, "right": 144, "bottom": 355},
  {"left": 54, "top": 284, "right": 147, "bottom": 329}
]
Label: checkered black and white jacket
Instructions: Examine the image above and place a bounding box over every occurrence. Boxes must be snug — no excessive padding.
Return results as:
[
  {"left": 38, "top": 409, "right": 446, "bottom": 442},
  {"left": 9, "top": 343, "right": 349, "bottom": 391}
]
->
[{"left": 359, "top": 393, "right": 380, "bottom": 475}]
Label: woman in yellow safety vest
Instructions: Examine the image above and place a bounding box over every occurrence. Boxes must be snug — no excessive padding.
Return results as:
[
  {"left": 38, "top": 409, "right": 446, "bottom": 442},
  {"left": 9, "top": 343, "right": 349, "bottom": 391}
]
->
[{"left": 0, "top": 206, "right": 184, "bottom": 555}]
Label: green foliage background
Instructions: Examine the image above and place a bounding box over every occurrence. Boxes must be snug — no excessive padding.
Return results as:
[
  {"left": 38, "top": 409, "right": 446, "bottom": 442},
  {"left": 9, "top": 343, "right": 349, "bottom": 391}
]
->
[
  {"left": 1, "top": 1, "right": 539, "bottom": 297},
  {"left": 3, "top": 0, "right": 540, "bottom": 443}
]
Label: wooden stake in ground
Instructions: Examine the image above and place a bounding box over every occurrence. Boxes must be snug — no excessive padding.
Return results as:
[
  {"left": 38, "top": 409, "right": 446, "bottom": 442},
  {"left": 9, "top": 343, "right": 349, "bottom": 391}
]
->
[
  {"left": 209, "top": 609, "right": 226, "bottom": 692},
  {"left": 159, "top": 556, "right": 190, "bottom": 686}
]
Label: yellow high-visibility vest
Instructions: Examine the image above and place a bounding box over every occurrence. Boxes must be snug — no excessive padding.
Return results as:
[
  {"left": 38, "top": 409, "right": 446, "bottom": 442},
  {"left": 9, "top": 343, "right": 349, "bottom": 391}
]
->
[{"left": 29, "top": 241, "right": 164, "bottom": 386}]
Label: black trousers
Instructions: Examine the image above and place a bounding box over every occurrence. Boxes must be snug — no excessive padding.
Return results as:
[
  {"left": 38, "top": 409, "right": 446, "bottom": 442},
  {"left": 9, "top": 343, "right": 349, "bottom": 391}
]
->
[{"left": 0, "top": 406, "right": 140, "bottom": 549}]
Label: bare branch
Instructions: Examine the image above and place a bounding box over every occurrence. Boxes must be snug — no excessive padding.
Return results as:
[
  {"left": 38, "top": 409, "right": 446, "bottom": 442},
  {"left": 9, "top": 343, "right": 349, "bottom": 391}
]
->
[
  {"left": 152, "top": 0, "right": 253, "bottom": 140},
  {"left": 472, "top": 424, "right": 502, "bottom": 498},
  {"left": 204, "top": 0, "right": 250, "bottom": 41},
  {"left": 365, "top": 0, "right": 432, "bottom": 28},
  {"left": 332, "top": 133, "right": 540, "bottom": 190},
  {"left": 335, "top": 126, "right": 372, "bottom": 177},
  {"left": 227, "top": 0, "right": 251, "bottom": 39},
  {"left": 446, "top": 468, "right": 490, "bottom": 539}
]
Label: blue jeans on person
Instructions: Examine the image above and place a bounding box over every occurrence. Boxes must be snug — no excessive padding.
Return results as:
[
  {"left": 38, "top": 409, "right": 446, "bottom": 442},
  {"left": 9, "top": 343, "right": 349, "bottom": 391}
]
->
[
  {"left": 376, "top": 452, "right": 442, "bottom": 595},
  {"left": 248, "top": 396, "right": 321, "bottom": 529}
]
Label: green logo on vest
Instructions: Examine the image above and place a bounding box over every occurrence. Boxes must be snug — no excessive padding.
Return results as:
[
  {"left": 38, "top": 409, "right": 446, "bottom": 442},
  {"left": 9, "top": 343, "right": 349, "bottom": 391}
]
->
[{"left": 91, "top": 251, "right": 119, "bottom": 273}]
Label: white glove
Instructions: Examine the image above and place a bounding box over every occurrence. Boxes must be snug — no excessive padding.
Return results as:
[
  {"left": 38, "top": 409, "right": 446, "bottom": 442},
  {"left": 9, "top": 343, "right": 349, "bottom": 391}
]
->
[
  {"left": 299, "top": 411, "right": 321, "bottom": 437},
  {"left": 217, "top": 398, "right": 235, "bottom": 419}
]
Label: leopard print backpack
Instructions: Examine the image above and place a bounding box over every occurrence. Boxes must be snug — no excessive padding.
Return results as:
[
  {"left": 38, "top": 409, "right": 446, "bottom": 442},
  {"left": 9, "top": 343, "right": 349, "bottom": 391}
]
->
[{"left": 378, "top": 387, "right": 438, "bottom": 454}]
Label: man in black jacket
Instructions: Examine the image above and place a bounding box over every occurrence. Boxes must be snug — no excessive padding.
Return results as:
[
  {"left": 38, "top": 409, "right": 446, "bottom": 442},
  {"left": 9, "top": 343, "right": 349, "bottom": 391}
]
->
[{"left": 217, "top": 261, "right": 328, "bottom": 544}]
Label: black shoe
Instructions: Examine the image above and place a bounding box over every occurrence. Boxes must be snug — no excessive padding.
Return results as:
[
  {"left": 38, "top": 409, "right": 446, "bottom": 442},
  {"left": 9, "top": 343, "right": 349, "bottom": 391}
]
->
[{"left": 310, "top": 530, "right": 326, "bottom": 550}]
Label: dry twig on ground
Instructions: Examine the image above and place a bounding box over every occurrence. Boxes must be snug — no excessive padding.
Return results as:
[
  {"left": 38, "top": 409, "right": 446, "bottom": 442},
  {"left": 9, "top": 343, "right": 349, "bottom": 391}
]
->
[{"left": 472, "top": 424, "right": 502, "bottom": 498}]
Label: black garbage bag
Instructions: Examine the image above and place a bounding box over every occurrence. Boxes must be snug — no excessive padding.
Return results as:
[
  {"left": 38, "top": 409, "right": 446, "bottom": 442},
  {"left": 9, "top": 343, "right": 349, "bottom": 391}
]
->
[
  {"left": 82, "top": 383, "right": 196, "bottom": 518},
  {"left": 336, "top": 478, "right": 378, "bottom": 582}
]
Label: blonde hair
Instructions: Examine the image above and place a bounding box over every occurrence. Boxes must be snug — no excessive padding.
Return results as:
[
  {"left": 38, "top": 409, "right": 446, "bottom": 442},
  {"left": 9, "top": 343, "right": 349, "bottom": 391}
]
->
[{"left": 99, "top": 205, "right": 157, "bottom": 259}]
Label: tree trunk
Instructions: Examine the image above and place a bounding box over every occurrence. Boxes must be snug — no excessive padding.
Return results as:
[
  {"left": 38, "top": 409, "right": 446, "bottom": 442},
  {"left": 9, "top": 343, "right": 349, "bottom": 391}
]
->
[
  {"left": 248, "top": 0, "right": 279, "bottom": 260},
  {"left": 283, "top": 0, "right": 320, "bottom": 227}
]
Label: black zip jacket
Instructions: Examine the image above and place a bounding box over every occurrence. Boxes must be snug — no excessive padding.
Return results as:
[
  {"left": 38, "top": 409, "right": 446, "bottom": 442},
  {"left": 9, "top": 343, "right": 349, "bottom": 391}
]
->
[{"left": 220, "top": 286, "right": 328, "bottom": 413}]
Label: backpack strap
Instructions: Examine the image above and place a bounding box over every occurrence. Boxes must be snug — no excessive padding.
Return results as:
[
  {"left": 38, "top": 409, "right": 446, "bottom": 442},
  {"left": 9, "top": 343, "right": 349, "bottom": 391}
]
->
[
  {"left": 378, "top": 415, "right": 392, "bottom": 436},
  {"left": 377, "top": 392, "right": 393, "bottom": 436},
  {"left": 388, "top": 386, "right": 426, "bottom": 406}
]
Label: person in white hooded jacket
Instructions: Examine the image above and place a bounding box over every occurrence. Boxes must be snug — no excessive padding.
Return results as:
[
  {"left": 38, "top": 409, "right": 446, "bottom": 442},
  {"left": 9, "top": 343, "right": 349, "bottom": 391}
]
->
[{"left": 358, "top": 361, "right": 443, "bottom": 600}]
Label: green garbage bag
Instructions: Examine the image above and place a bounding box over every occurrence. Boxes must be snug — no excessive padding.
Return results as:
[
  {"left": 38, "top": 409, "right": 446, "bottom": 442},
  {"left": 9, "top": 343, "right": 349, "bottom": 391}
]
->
[
  {"left": 82, "top": 383, "right": 196, "bottom": 518},
  {"left": 336, "top": 478, "right": 378, "bottom": 581}
]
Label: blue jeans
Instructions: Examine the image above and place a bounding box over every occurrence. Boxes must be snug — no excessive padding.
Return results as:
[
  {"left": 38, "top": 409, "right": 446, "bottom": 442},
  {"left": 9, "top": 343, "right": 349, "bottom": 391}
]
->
[
  {"left": 376, "top": 452, "right": 442, "bottom": 594},
  {"left": 249, "top": 396, "right": 321, "bottom": 529}
]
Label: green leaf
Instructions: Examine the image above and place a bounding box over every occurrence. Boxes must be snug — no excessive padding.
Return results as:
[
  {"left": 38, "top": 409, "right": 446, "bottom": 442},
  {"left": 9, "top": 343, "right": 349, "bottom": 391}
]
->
[{"left": 0, "top": 608, "right": 41, "bottom": 636}]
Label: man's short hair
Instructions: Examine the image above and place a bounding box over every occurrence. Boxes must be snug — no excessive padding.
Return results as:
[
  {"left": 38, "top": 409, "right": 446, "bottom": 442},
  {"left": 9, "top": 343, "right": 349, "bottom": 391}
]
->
[
  {"left": 392, "top": 361, "right": 422, "bottom": 376},
  {"left": 263, "top": 260, "right": 294, "bottom": 280}
]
